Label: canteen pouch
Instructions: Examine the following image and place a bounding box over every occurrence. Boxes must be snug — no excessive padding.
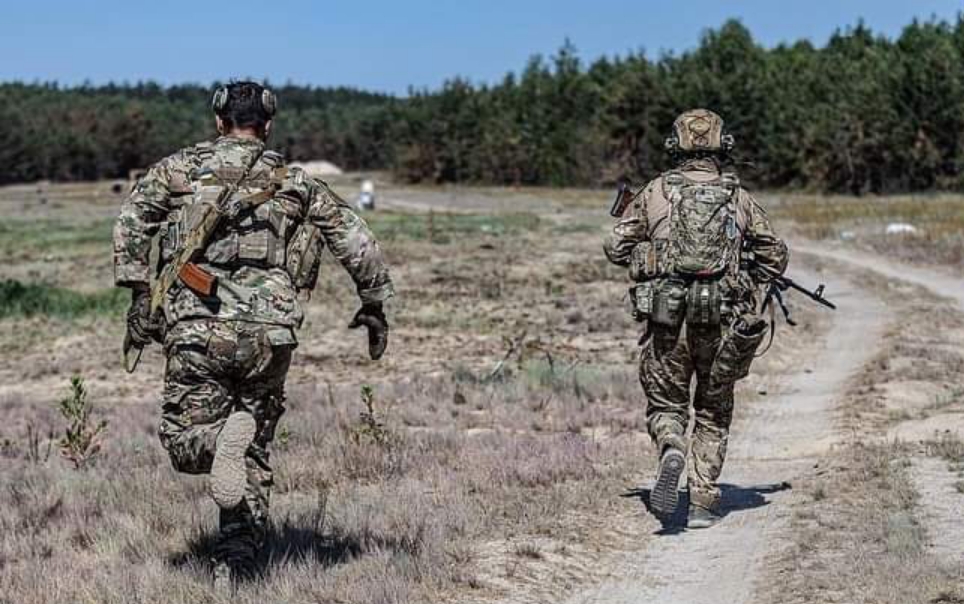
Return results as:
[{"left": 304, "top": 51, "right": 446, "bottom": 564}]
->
[
  {"left": 685, "top": 281, "right": 722, "bottom": 326},
  {"left": 710, "top": 319, "right": 769, "bottom": 384},
  {"left": 651, "top": 279, "right": 687, "bottom": 327},
  {"left": 629, "top": 281, "right": 655, "bottom": 322}
]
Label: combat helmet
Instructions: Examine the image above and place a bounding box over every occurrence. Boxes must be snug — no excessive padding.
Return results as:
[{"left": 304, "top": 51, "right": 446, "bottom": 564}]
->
[{"left": 665, "top": 109, "right": 734, "bottom": 155}]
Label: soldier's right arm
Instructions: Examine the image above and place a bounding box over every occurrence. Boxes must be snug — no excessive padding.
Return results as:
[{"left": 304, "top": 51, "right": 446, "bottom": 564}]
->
[
  {"left": 113, "top": 155, "right": 184, "bottom": 288},
  {"left": 603, "top": 181, "right": 653, "bottom": 266}
]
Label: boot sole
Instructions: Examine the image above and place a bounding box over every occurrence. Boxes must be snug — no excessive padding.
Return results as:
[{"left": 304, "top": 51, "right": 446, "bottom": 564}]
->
[
  {"left": 651, "top": 450, "right": 685, "bottom": 517},
  {"left": 211, "top": 412, "right": 256, "bottom": 509}
]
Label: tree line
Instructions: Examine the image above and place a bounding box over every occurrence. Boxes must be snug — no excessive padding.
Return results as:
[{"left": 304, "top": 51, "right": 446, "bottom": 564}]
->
[{"left": 3, "top": 17, "right": 963, "bottom": 193}]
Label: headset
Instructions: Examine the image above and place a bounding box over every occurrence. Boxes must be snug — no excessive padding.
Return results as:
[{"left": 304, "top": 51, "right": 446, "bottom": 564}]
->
[
  {"left": 664, "top": 132, "right": 736, "bottom": 155},
  {"left": 211, "top": 84, "right": 277, "bottom": 117}
]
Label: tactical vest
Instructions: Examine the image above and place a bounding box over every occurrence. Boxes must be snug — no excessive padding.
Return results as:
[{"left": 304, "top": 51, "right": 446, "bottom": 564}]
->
[
  {"left": 661, "top": 170, "right": 741, "bottom": 278},
  {"left": 158, "top": 143, "right": 325, "bottom": 293}
]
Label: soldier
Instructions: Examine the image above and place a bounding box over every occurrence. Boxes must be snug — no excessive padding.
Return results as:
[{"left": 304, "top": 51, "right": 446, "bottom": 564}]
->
[
  {"left": 113, "top": 81, "right": 394, "bottom": 588},
  {"left": 604, "top": 109, "right": 788, "bottom": 528}
]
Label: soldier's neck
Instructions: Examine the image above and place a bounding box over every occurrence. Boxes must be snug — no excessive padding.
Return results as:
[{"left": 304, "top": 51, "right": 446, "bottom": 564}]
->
[{"left": 221, "top": 128, "right": 265, "bottom": 142}]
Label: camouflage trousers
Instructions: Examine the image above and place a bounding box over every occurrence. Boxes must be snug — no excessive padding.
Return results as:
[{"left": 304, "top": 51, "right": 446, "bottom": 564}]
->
[
  {"left": 640, "top": 321, "right": 740, "bottom": 510},
  {"left": 159, "top": 319, "right": 295, "bottom": 571}
]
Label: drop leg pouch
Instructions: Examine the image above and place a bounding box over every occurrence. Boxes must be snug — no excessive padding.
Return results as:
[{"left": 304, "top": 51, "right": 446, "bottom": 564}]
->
[{"left": 710, "top": 319, "right": 769, "bottom": 384}]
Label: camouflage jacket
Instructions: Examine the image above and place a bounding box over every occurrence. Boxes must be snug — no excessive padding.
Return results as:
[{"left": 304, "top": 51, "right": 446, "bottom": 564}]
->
[
  {"left": 113, "top": 135, "right": 393, "bottom": 328},
  {"left": 604, "top": 158, "right": 789, "bottom": 298}
]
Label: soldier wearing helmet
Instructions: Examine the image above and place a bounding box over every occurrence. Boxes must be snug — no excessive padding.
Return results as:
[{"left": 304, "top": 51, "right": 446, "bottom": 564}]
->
[
  {"left": 604, "top": 109, "right": 788, "bottom": 528},
  {"left": 113, "top": 81, "right": 394, "bottom": 590}
]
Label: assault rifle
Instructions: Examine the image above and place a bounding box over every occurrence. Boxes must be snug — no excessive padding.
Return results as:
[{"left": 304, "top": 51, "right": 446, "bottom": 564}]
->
[
  {"left": 122, "top": 151, "right": 272, "bottom": 372},
  {"left": 749, "top": 260, "right": 836, "bottom": 327}
]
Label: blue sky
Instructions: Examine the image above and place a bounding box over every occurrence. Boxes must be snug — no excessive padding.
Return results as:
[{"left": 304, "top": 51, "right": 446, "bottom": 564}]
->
[{"left": 1, "top": 0, "right": 961, "bottom": 94}]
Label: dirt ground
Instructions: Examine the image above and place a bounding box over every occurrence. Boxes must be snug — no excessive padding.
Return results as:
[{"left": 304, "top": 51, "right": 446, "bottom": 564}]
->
[{"left": 0, "top": 179, "right": 962, "bottom": 604}]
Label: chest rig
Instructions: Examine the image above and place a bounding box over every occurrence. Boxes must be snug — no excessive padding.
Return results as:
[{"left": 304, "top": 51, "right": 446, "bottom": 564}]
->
[{"left": 159, "top": 144, "right": 301, "bottom": 275}]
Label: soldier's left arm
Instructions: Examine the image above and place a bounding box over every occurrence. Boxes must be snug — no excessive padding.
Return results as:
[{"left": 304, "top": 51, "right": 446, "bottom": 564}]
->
[
  {"left": 740, "top": 189, "right": 789, "bottom": 277},
  {"left": 305, "top": 179, "right": 394, "bottom": 304}
]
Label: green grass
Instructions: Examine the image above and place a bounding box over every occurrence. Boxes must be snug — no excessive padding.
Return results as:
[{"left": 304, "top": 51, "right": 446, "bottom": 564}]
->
[
  {"left": 0, "top": 280, "right": 127, "bottom": 319},
  {"left": 0, "top": 219, "right": 114, "bottom": 259},
  {"left": 366, "top": 211, "right": 541, "bottom": 243}
]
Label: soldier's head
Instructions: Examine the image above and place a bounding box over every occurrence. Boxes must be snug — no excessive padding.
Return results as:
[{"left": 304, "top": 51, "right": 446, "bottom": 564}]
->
[
  {"left": 664, "top": 109, "right": 734, "bottom": 160},
  {"left": 212, "top": 81, "right": 277, "bottom": 140}
]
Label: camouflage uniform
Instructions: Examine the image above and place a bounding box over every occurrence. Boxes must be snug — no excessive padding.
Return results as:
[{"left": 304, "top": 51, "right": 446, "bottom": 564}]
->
[
  {"left": 604, "top": 156, "right": 788, "bottom": 511},
  {"left": 113, "top": 135, "right": 393, "bottom": 570}
]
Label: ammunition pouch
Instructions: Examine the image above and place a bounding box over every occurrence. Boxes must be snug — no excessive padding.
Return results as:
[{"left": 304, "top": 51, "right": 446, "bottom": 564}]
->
[
  {"left": 710, "top": 319, "right": 768, "bottom": 384},
  {"left": 685, "top": 280, "right": 721, "bottom": 326},
  {"left": 629, "top": 281, "right": 655, "bottom": 322},
  {"left": 285, "top": 222, "right": 326, "bottom": 293},
  {"left": 629, "top": 240, "right": 669, "bottom": 282},
  {"left": 651, "top": 278, "right": 688, "bottom": 327}
]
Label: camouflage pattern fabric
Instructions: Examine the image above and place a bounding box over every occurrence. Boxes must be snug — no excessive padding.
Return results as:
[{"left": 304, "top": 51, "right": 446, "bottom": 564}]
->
[
  {"left": 113, "top": 135, "right": 394, "bottom": 327},
  {"left": 604, "top": 157, "right": 789, "bottom": 511},
  {"left": 159, "top": 319, "right": 293, "bottom": 572},
  {"left": 114, "top": 134, "right": 394, "bottom": 574}
]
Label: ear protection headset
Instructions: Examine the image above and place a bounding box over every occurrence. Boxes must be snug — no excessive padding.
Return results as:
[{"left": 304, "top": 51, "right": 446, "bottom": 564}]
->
[
  {"left": 663, "top": 131, "right": 736, "bottom": 154},
  {"left": 212, "top": 85, "right": 277, "bottom": 117}
]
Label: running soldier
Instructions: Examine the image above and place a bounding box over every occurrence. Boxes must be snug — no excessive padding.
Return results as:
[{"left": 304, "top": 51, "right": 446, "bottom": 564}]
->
[
  {"left": 604, "top": 109, "right": 789, "bottom": 528},
  {"left": 113, "top": 81, "right": 393, "bottom": 588}
]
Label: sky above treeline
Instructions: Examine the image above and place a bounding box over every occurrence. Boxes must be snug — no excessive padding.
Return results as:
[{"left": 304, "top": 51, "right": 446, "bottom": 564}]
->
[{"left": 2, "top": 0, "right": 961, "bottom": 94}]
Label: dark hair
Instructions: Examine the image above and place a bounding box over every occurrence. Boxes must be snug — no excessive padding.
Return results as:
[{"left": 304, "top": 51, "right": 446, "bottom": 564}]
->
[{"left": 215, "top": 81, "right": 272, "bottom": 134}]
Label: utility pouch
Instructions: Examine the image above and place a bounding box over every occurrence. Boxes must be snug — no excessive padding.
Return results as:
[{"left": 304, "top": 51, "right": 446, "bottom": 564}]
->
[
  {"left": 685, "top": 281, "right": 722, "bottom": 326},
  {"left": 710, "top": 319, "right": 769, "bottom": 384},
  {"left": 651, "top": 279, "right": 687, "bottom": 327},
  {"left": 286, "top": 222, "right": 326, "bottom": 293},
  {"left": 630, "top": 282, "right": 655, "bottom": 322},
  {"left": 629, "top": 242, "right": 661, "bottom": 282}
]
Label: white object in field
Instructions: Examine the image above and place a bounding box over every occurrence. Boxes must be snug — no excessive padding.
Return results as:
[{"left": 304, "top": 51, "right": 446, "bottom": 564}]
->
[
  {"left": 885, "top": 223, "right": 918, "bottom": 235},
  {"left": 288, "top": 160, "right": 344, "bottom": 177},
  {"left": 357, "top": 179, "right": 376, "bottom": 211}
]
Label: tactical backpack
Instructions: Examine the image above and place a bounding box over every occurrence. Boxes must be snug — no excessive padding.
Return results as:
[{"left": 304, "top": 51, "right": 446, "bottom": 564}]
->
[{"left": 662, "top": 170, "right": 741, "bottom": 278}]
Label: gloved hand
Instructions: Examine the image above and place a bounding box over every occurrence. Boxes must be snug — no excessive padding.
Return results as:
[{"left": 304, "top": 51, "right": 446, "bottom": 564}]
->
[
  {"left": 126, "top": 286, "right": 158, "bottom": 347},
  {"left": 348, "top": 303, "right": 389, "bottom": 360}
]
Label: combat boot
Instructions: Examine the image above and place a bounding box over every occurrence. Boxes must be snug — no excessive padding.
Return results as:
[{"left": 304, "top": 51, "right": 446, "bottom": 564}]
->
[
  {"left": 650, "top": 446, "right": 685, "bottom": 517},
  {"left": 211, "top": 411, "right": 256, "bottom": 509},
  {"left": 688, "top": 503, "right": 722, "bottom": 529}
]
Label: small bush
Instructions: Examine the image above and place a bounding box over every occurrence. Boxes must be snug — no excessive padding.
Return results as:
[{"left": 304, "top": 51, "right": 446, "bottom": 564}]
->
[{"left": 57, "top": 376, "right": 108, "bottom": 470}]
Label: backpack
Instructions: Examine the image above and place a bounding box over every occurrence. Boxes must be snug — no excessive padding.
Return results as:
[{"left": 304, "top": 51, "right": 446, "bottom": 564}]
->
[{"left": 662, "top": 170, "right": 741, "bottom": 278}]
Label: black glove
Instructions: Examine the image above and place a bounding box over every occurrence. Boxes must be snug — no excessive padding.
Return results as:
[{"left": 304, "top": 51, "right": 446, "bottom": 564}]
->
[
  {"left": 348, "top": 303, "right": 389, "bottom": 360},
  {"left": 126, "top": 286, "right": 158, "bottom": 347}
]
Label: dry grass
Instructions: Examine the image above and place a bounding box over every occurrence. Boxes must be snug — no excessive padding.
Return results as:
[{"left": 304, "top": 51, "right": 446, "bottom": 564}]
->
[
  {"left": 0, "top": 181, "right": 650, "bottom": 604},
  {"left": 770, "top": 193, "right": 964, "bottom": 267}
]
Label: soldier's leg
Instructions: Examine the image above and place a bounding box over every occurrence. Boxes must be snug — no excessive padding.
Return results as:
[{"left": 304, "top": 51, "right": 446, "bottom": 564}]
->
[
  {"left": 640, "top": 323, "right": 694, "bottom": 454},
  {"left": 690, "top": 373, "right": 734, "bottom": 512},
  {"left": 214, "top": 326, "right": 294, "bottom": 577},
  {"left": 640, "top": 323, "right": 694, "bottom": 516},
  {"left": 159, "top": 322, "right": 232, "bottom": 475},
  {"left": 689, "top": 325, "right": 733, "bottom": 514}
]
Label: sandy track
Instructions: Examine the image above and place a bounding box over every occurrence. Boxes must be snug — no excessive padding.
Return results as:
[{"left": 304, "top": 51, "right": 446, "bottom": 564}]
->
[
  {"left": 561, "top": 261, "right": 890, "bottom": 604},
  {"left": 794, "top": 242, "right": 964, "bottom": 311}
]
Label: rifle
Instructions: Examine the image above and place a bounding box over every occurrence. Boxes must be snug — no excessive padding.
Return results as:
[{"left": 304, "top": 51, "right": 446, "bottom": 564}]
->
[
  {"left": 123, "top": 151, "right": 267, "bottom": 372},
  {"left": 750, "top": 260, "right": 836, "bottom": 327},
  {"left": 609, "top": 178, "right": 638, "bottom": 218}
]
